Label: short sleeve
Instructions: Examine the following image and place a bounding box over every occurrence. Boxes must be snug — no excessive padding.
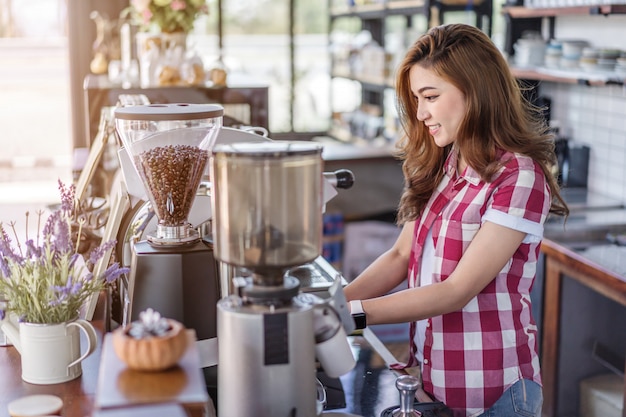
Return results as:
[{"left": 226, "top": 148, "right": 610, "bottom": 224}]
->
[{"left": 482, "top": 156, "right": 551, "bottom": 243}]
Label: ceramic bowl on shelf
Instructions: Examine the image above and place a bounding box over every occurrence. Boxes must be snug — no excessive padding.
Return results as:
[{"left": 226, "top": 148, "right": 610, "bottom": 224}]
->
[
  {"left": 560, "top": 39, "right": 590, "bottom": 60},
  {"left": 545, "top": 54, "right": 561, "bottom": 68},
  {"left": 597, "top": 48, "right": 621, "bottom": 60},
  {"left": 513, "top": 37, "right": 546, "bottom": 67},
  {"left": 596, "top": 58, "right": 616, "bottom": 72},
  {"left": 560, "top": 56, "right": 579, "bottom": 70},
  {"left": 579, "top": 62, "right": 597, "bottom": 73}
]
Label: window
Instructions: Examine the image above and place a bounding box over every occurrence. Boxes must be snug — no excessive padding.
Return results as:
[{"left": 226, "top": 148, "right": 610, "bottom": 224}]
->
[{"left": 193, "top": 0, "right": 329, "bottom": 135}]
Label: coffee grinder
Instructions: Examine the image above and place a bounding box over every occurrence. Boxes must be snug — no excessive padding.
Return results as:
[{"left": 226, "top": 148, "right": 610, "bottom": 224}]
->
[
  {"left": 114, "top": 103, "right": 223, "bottom": 343},
  {"left": 210, "top": 141, "right": 356, "bottom": 416}
]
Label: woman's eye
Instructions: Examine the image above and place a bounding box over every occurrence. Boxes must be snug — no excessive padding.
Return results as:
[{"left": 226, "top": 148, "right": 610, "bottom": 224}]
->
[{"left": 424, "top": 95, "right": 438, "bottom": 101}]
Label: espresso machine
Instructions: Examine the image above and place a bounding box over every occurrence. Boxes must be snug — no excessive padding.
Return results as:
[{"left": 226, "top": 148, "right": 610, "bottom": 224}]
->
[
  {"left": 210, "top": 141, "right": 357, "bottom": 417},
  {"left": 113, "top": 103, "right": 224, "bottom": 343}
]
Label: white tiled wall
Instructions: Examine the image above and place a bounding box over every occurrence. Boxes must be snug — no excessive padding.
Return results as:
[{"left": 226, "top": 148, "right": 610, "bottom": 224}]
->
[
  {"left": 541, "top": 82, "right": 626, "bottom": 203},
  {"left": 535, "top": 15, "right": 626, "bottom": 203}
]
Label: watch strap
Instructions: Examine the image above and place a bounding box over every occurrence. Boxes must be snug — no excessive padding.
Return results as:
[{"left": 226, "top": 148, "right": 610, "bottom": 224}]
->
[{"left": 350, "top": 300, "right": 366, "bottom": 329}]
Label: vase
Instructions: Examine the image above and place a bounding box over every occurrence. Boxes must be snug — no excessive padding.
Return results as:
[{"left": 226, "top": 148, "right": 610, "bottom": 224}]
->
[
  {"left": 135, "top": 31, "right": 188, "bottom": 87},
  {"left": 160, "top": 31, "right": 188, "bottom": 52},
  {"left": 136, "top": 32, "right": 162, "bottom": 87},
  {"left": 1, "top": 316, "right": 98, "bottom": 384}
]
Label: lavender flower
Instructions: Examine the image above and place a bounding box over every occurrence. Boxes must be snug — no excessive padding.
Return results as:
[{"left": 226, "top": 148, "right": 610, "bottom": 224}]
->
[
  {"left": 0, "top": 257, "right": 10, "bottom": 278},
  {"left": 0, "top": 181, "right": 129, "bottom": 324},
  {"left": 24, "top": 239, "right": 42, "bottom": 260},
  {"left": 58, "top": 179, "right": 75, "bottom": 212},
  {"left": 0, "top": 225, "right": 23, "bottom": 264},
  {"left": 88, "top": 240, "right": 116, "bottom": 266},
  {"left": 50, "top": 275, "right": 83, "bottom": 306},
  {"left": 102, "top": 263, "right": 130, "bottom": 284}
]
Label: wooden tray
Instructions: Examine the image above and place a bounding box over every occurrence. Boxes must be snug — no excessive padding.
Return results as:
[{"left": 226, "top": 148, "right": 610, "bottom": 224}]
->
[{"left": 95, "top": 329, "right": 214, "bottom": 417}]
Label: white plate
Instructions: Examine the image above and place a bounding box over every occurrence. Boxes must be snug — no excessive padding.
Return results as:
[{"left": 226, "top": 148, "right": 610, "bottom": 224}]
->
[{"left": 8, "top": 395, "right": 63, "bottom": 417}]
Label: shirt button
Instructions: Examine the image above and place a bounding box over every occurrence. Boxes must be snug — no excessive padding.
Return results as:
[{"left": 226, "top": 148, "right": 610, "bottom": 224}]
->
[{"left": 423, "top": 359, "right": 429, "bottom": 365}]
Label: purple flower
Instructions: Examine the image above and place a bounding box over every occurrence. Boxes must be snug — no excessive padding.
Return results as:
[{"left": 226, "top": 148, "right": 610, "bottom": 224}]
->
[
  {"left": 41, "top": 210, "right": 59, "bottom": 239},
  {"left": 58, "top": 180, "right": 76, "bottom": 213},
  {"left": 68, "top": 253, "right": 81, "bottom": 271},
  {"left": 88, "top": 240, "right": 117, "bottom": 266},
  {"left": 0, "top": 179, "right": 128, "bottom": 324},
  {"left": 24, "top": 239, "right": 42, "bottom": 260},
  {"left": 101, "top": 263, "right": 130, "bottom": 284},
  {"left": 50, "top": 275, "right": 83, "bottom": 305},
  {"left": 0, "top": 229, "right": 23, "bottom": 265},
  {"left": 39, "top": 208, "right": 73, "bottom": 257},
  {"left": 53, "top": 218, "right": 72, "bottom": 253},
  {"left": 83, "top": 272, "right": 94, "bottom": 283},
  {"left": 0, "top": 257, "right": 10, "bottom": 278},
  {"left": 0, "top": 309, "right": 5, "bottom": 321}
]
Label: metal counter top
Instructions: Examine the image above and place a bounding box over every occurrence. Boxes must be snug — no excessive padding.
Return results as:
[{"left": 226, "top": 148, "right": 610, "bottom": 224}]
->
[
  {"left": 545, "top": 187, "right": 626, "bottom": 241},
  {"left": 575, "top": 244, "right": 626, "bottom": 281},
  {"left": 559, "top": 187, "right": 623, "bottom": 212},
  {"left": 320, "top": 326, "right": 416, "bottom": 417}
]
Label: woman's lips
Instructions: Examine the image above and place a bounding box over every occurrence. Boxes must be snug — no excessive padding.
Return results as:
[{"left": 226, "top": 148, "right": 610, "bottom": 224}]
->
[{"left": 428, "top": 124, "right": 440, "bottom": 135}]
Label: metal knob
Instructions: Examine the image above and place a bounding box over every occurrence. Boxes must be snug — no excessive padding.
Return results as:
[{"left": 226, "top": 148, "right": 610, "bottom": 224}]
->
[
  {"left": 323, "top": 169, "right": 355, "bottom": 189},
  {"left": 392, "top": 374, "right": 421, "bottom": 417}
]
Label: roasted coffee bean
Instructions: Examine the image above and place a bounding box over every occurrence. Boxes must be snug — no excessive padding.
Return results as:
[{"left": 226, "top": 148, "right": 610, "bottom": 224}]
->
[{"left": 135, "top": 144, "right": 208, "bottom": 225}]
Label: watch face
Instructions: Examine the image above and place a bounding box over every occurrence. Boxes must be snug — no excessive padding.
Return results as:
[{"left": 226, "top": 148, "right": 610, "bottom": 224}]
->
[{"left": 353, "top": 313, "right": 366, "bottom": 330}]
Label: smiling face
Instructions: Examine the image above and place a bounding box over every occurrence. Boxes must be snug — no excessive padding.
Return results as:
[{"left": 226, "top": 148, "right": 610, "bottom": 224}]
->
[{"left": 409, "top": 64, "right": 467, "bottom": 151}]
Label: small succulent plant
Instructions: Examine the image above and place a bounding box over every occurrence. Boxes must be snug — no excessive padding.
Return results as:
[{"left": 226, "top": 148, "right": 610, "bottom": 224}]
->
[{"left": 128, "top": 308, "right": 172, "bottom": 339}]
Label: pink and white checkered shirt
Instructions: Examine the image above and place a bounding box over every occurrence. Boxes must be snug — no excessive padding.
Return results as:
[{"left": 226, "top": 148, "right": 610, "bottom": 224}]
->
[{"left": 396, "top": 148, "right": 549, "bottom": 417}]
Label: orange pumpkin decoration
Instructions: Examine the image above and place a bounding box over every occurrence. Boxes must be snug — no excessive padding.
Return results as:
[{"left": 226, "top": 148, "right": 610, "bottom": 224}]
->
[{"left": 112, "top": 313, "right": 188, "bottom": 372}]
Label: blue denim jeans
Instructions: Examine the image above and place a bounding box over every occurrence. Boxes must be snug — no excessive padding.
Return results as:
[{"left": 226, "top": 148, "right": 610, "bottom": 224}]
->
[{"left": 477, "top": 379, "right": 543, "bottom": 417}]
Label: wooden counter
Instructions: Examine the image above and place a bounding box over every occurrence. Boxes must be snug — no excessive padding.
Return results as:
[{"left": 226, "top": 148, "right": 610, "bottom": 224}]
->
[
  {"left": 540, "top": 238, "right": 626, "bottom": 417},
  {"left": 0, "top": 322, "right": 213, "bottom": 417},
  {"left": 0, "top": 321, "right": 104, "bottom": 417}
]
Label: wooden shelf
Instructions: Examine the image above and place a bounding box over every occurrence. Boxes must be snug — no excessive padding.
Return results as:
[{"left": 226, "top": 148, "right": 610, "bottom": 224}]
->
[
  {"left": 330, "top": 0, "right": 430, "bottom": 19},
  {"left": 330, "top": 3, "right": 386, "bottom": 19},
  {"left": 385, "top": 0, "right": 428, "bottom": 15},
  {"left": 503, "top": 3, "right": 626, "bottom": 18},
  {"left": 328, "top": 0, "right": 491, "bottom": 149},
  {"left": 511, "top": 66, "right": 626, "bottom": 86},
  {"left": 331, "top": 70, "right": 394, "bottom": 89}
]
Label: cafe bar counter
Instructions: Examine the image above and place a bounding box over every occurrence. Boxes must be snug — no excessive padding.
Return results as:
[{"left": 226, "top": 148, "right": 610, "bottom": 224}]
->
[{"left": 0, "top": 320, "right": 424, "bottom": 417}]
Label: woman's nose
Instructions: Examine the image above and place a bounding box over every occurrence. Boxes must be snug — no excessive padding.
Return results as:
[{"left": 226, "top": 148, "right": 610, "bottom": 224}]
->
[{"left": 416, "top": 104, "right": 428, "bottom": 121}]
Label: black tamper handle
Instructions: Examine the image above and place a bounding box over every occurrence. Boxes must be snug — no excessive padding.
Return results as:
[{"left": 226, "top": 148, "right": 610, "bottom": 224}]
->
[
  {"left": 323, "top": 169, "right": 355, "bottom": 189},
  {"left": 392, "top": 374, "right": 421, "bottom": 416}
]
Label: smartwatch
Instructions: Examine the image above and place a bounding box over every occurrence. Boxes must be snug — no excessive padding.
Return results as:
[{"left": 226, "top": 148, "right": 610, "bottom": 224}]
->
[{"left": 350, "top": 300, "right": 367, "bottom": 329}]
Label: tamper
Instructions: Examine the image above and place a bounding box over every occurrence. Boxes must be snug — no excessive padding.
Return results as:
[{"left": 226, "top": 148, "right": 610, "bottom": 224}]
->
[{"left": 380, "top": 374, "right": 422, "bottom": 416}]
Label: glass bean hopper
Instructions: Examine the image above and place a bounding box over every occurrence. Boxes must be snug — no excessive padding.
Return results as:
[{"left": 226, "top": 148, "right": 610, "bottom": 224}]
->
[{"left": 115, "top": 103, "right": 224, "bottom": 245}]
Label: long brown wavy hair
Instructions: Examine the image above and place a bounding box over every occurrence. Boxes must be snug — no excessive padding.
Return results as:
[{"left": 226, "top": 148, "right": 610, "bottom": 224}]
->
[{"left": 394, "top": 23, "right": 568, "bottom": 224}]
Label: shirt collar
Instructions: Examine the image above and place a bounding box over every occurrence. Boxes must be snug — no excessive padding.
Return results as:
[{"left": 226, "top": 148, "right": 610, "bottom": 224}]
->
[{"left": 444, "top": 148, "right": 481, "bottom": 186}]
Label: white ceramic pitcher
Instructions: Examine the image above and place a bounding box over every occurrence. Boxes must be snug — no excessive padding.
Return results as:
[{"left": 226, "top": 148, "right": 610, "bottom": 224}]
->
[{"left": 1, "top": 316, "right": 97, "bottom": 384}]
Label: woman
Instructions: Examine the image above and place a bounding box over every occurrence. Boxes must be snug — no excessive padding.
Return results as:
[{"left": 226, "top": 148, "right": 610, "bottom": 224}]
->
[{"left": 344, "top": 23, "right": 568, "bottom": 417}]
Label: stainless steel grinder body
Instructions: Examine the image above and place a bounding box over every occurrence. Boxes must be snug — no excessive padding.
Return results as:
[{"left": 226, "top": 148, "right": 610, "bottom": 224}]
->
[
  {"left": 210, "top": 141, "right": 324, "bottom": 416},
  {"left": 217, "top": 291, "right": 318, "bottom": 416}
]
